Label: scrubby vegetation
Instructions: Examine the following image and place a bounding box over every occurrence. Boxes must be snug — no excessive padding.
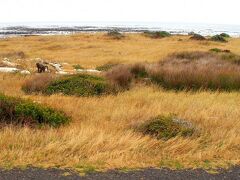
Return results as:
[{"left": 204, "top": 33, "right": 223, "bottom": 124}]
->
[
  {"left": 210, "top": 35, "right": 227, "bottom": 42},
  {"left": 73, "top": 64, "right": 84, "bottom": 70},
  {"left": 106, "top": 30, "right": 125, "bottom": 39},
  {"left": 130, "top": 63, "right": 148, "bottom": 78},
  {"left": 105, "top": 65, "right": 133, "bottom": 90},
  {"left": 22, "top": 74, "right": 55, "bottom": 94},
  {"left": 150, "top": 51, "right": 240, "bottom": 91},
  {"left": 143, "top": 31, "right": 171, "bottom": 39},
  {"left": 0, "top": 94, "right": 69, "bottom": 127},
  {"left": 44, "top": 74, "right": 111, "bottom": 96},
  {"left": 190, "top": 34, "right": 206, "bottom": 41},
  {"left": 139, "top": 115, "right": 195, "bottom": 140},
  {"left": 220, "top": 33, "right": 231, "bottom": 38},
  {"left": 221, "top": 53, "right": 240, "bottom": 64},
  {"left": 1, "top": 33, "right": 240, "bottom": 170},
  {"left": 96, "top": 63, "right": 119, "bottom": 71}
]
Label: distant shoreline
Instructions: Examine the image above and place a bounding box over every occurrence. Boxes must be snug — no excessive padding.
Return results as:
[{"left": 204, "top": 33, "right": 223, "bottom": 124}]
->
[{"left": 1, "top": 22, "right": 240, "bottom": 38}]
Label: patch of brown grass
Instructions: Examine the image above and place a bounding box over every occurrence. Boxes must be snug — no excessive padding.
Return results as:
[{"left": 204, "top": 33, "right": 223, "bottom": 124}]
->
[
  {"left": 22, "top": 74, "right": 55, "bottom": 94},
  {"left": 0, "top": 51, "right": 26, "bottom": 59},
  {"left": 1, "top": 33, "right": 239, "bottom": 68},
  {"left": 105, "top": 65, "right": 133, "bottom": 90},
  {"left": 150, "top": 51, "right": 240, "bottom": 91}
]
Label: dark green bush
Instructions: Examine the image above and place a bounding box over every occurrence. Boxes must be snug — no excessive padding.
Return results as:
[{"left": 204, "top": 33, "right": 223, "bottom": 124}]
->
[
  {"left": 96, "top": 63, "right": 119, "bottom": 71},
  {"left": 209, "top": 48, "right": 231, "bottom": 54},
  {"left": 209, "top": 48, "right": 222, "bottom": 53},
  {"left": 220, "top": 33, "right": 231, "bottom": 38},
  {"left": 106, "top": 30, "right": 125, "bottom": 40},
  {"left": 190, "top": 34, "right": 206, "bottom": 41},
  {"left": 140, "top": 115, "right": 195, "bottom": 140},
  {"left": 143, "top": 31, "right": 171, "bottom": 39},
  {"left": 0, "top": 94, "right": 69, "bottom": 127},
  {"left": 210, "top": 35, "right": 227, "bottom": 42},
  {"left": 44, "top": 74, "right": 110, "bottom": 96}
]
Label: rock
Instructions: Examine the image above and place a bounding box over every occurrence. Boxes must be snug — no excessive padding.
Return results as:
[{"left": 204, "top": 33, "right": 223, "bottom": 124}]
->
[
  {"left": 56, "top": 71, "right": 69, "bottom": 75},
  {"left": 0, "top": 67, "right": 19, "bottom": 73},
  {"left": 49, "top": 63, "right": 63, "bottom": 72},
  {"left": 20, "top": 70, "right": 31, "bottom": 75},
  {"left": 76, "top": 69, "right": 101, "bottom": 73}
]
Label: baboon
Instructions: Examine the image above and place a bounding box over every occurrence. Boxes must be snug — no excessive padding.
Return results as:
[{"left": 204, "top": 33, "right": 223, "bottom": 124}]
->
[{"left": 36, "top": 63, "right": 48, "bottom": 73}]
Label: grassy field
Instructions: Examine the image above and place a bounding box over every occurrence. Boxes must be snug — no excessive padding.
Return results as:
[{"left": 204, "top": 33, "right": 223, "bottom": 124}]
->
[{"left": 0, "top": 33, "right": 240, "bottom": 172}]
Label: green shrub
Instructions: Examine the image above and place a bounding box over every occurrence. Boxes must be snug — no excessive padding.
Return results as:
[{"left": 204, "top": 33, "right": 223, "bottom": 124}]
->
[
  {"left": 0, "top": 94, "right": 69, "bottom": 127},
  {"left": 209, "top": 48, "right": 222, "bottom": 53},
  {"left": 209, "top": 48, "right": 231, "bottom": 54},
  {"left": 139, "top": 115, "right": 195, "bottom": 140},
  {"left": 220, "top": 33, "right": 231, "bottom": 38},
  {"left": 210, "top": 35, "right": 227, "bottom": 42},
  {"left": 143, "top": 31, "right": 171, "bottom": 39},
  {"left": 106, "top": 30, "right": 124, "bottom": 40},
  {"left": 190, "top": 34, "right": 206, "bottom": 41},
  {"left": 44, "top": 74, "right": 110, "bottom": 96},
  {"left": 96, "top": 63, "right": 119, "bottom": 71},
  {"left": 73, "top": 64, "right": 84, "bottom": 70}
]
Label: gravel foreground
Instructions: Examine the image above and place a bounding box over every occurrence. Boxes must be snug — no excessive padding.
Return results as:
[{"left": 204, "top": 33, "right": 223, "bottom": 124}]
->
[{"left": 0, "top": 167, "right": 240, "bottom": 180}]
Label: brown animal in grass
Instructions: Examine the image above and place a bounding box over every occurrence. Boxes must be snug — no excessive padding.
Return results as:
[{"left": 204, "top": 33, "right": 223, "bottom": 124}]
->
[{"left": 36, "top": 63, "right": 48, "bottom": 73}]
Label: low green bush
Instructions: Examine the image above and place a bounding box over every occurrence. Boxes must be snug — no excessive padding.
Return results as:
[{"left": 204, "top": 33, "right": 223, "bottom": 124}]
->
[
  {"left": 139, "top": 115, "right": 195, "bottom": 140},
  {"left": 96, "top": 63, "right": 119, "bottom": 71},
  {"left": 209, "top": 48, "right": 231, "bottom": 54},
  {"left": 209, "top": 48, "right": 222, "bottom": 53},
  {"left": 210, "top": 35, "right": 227, "bottom": 42},
  {"left": 44, "top": 74, "right": 110, "bottom": 96},
  {"left": 0, "top": 94, "right": 69, "bottom": 127},
  {"left": 220, "top": 33, "right": 231, "bottom": 38},
  {"left": 106, "top": 30, "right": 125, "bottom": 40},
  {"left": 143, "top": 31, "right": 171, "bottom": 39},
  {"left": 190, "top": 34, "right": 206, "bottom": 41}
]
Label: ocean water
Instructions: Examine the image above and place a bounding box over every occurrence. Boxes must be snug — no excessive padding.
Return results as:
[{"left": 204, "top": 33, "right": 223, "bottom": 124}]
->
[{"left": 0, "top": 22, "right": 240, "bottom": 38}]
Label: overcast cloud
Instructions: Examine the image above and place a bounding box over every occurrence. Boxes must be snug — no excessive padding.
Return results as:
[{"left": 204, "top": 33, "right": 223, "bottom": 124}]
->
[{"left": 0, "top": 0, "right": 240, "bottom": 25}]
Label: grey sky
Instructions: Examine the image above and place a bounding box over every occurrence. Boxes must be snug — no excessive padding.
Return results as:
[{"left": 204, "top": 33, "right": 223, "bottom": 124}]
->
[{"left": 1, "top": 0, "right": 240, "bottom": 25}]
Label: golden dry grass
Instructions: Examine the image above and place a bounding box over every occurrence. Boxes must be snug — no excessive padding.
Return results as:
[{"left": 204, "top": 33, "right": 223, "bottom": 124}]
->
[
  {"left": 0, "top": 34, "right": 240, "bottom": 171},
  {"left": 1, "top": 33, "right": 240, "bottom": 68}
]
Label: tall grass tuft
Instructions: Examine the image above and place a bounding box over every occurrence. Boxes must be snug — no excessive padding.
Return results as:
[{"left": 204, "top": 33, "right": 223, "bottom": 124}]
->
[
  {"left": 150, "top": 51, "right": 240, "bottom": 91},
  {"left": 105, "top": 65, "right": 133, "bottom": 90},
  {"left": 22, "top": 74, "right": 55, "bottom": 94}
]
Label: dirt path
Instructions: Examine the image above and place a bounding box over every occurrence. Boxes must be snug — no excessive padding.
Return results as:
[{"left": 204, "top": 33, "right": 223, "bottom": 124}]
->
[{"left": 0, "top": 167, "right": 239, "bottom": 180}]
